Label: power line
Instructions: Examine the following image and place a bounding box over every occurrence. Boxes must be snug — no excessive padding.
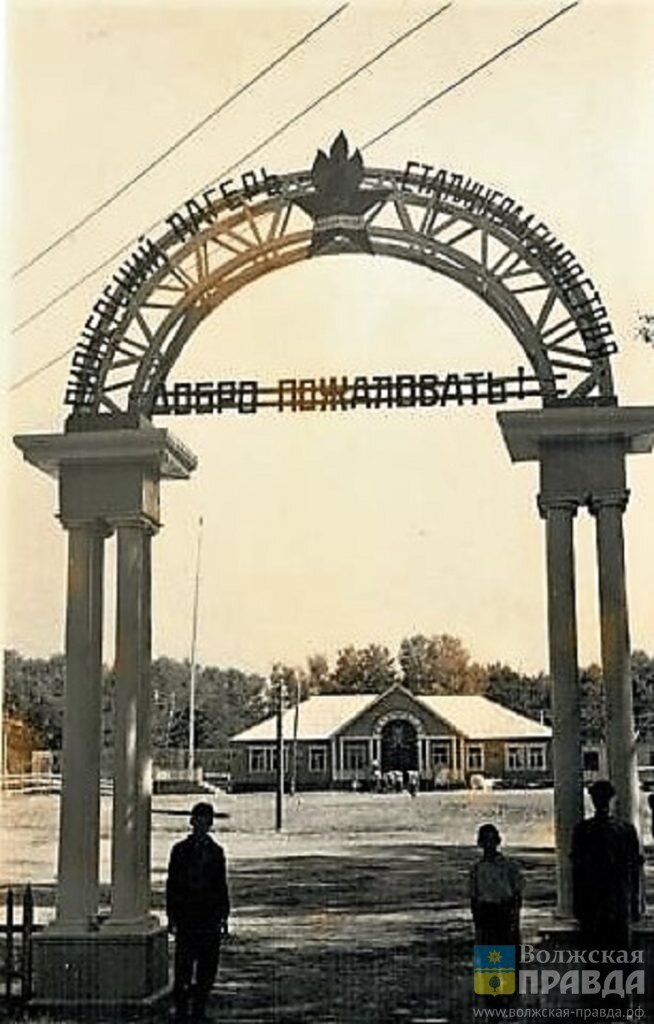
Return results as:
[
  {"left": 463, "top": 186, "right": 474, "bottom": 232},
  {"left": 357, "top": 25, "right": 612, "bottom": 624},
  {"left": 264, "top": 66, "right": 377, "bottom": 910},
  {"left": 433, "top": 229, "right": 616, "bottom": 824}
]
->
[
  {"left": 9, "top": 345, "right": 77, "bottom": 393},
  {"left": 11, "top": 2, "right": 453, "bottom": 341},
  {"left": 12, "top": 4, "right": 349, "bottom": 280},
  {"left": 10, "top": 3, "right": 579, "bottom": 394},
  {"left": 196, "top": 3, "right": 453, "bottom": 205},
  {"left": 362, "top": 2, "right": 579, "bottom": 150}
]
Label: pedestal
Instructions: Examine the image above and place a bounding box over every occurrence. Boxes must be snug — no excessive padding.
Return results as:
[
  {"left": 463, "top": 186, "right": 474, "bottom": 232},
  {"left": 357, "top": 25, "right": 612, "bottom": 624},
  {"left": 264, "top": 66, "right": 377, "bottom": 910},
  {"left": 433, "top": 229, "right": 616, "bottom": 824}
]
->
[{"left": 30, "top": 925, "right": 170, "bottom": 1013}]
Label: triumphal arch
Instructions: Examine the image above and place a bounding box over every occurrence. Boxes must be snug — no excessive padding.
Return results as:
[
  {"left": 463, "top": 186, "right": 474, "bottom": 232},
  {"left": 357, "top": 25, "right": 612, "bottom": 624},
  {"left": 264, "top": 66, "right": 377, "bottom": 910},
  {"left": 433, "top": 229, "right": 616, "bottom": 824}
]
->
[{"left": 15, "top": 135, "right": 654, "bottom": 1010}]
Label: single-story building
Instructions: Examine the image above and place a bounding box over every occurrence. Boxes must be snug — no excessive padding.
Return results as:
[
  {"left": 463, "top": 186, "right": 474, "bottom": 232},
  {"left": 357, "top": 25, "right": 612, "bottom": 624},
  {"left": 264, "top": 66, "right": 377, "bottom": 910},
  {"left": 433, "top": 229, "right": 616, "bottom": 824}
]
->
[{"left": 229, "top": 684, "right": 552, "bottom": 791}]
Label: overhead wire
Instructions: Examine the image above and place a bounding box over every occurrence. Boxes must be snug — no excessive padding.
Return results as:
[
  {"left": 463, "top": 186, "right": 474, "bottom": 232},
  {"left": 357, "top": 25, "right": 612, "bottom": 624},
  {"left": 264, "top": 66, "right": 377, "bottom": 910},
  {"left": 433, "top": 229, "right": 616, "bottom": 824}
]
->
[
  {"left": 12, "top": 3, "right": 349, "bottom": 279},
  {"left": 10, "top": 2, "right": 581, "bottom": 394},
  {"left": 10, "top": 1, "right": 453, "bottom": 342},
  {"left": 362, "top": 1, "right": 579, "bottom": 150}
]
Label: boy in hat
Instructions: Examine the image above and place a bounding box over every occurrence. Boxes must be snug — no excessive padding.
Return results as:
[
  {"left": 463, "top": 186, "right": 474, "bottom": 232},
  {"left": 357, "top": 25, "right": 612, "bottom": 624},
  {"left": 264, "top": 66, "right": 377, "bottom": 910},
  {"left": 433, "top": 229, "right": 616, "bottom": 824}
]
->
[{"left": 166, "top": 802, "right": 230, "bottom": 1022}]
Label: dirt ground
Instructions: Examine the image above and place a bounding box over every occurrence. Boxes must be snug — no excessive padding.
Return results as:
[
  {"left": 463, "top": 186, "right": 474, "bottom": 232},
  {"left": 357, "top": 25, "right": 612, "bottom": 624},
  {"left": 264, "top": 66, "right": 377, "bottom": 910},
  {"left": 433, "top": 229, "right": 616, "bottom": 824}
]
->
[{"left": 1, "top": 790, "right": 652, "bottom": 1023}]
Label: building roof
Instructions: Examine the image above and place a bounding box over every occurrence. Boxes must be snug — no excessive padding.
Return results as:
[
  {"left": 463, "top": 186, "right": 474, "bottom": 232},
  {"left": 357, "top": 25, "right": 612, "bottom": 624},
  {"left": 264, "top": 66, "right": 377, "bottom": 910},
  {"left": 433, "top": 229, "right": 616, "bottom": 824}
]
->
[
  {"left": 230, "top": 688, "right": 551, "bottom": 743},
  {"left": 416, "top": 694, "right": 551, "bottom": 740},
  {"left": 231, "top": 694, "right": 376, "bottom": 743}
]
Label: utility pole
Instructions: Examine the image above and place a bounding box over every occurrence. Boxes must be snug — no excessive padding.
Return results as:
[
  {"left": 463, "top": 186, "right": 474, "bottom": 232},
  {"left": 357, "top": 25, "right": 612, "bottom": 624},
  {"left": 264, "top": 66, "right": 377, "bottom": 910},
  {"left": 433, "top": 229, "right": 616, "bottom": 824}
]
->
[
  {"left": 290, "top": 672, "right": 300, "bottom": 796},
  {"left": 188, "top": 516, "right": 203, "bottom": 775},
  {"left": 275, "top": 678, "right": 284, "bottom": 831}
]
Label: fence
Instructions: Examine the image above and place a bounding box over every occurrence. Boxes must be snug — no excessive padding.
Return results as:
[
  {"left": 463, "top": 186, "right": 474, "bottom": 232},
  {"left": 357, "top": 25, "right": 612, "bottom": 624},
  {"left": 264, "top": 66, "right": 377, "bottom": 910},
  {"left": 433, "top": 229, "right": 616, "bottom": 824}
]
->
[
  {"left": 1, "top": 773, "right": 114, "bottom": 795},
  {"left": 1, "top": 885, "right": 38, "bottom": 1011}
]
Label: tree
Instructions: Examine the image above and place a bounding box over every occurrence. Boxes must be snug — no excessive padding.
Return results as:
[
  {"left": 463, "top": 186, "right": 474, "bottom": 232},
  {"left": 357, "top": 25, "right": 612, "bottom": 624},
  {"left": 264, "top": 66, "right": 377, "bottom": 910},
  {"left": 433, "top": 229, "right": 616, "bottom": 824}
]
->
[
  {"left": 632, "top": 649, "right": 654, "bottom": 738},
  {"left": 3, "top": 650, "right": 65, "bottom": 749},
  {"left": 485, "top": 663, "right": 550, "bottom": 723},
  {"left": 578, "top": 663, "right": 605, "bottom": 743},
  {"left": 398, "top": 634, "right": 486, "bottom": 694},
  {"left": 637, "top": 313, "right": 654, "bottom": 348},
  {"left": 331, "top": 644, "right": 397, "bottom": 693},
  {"left": 306, "top": 654, "right": 331, "bottom": 694}
]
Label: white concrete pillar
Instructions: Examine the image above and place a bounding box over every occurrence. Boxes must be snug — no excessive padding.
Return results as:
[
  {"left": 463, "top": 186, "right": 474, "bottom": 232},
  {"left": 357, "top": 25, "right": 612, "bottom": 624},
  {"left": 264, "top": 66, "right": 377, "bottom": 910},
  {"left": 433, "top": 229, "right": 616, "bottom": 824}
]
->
[
  {"left": 538, "top": 495, "right": 583, "bottom": 918},
  {"left": 590, "top": 490, "right": 639, "bottom": 829},
  {"left": 107, "top": 519, "right": 156, "bottom": 928},
  {"left": 55, "top": 521, "right": 108, "bottom": 931}
]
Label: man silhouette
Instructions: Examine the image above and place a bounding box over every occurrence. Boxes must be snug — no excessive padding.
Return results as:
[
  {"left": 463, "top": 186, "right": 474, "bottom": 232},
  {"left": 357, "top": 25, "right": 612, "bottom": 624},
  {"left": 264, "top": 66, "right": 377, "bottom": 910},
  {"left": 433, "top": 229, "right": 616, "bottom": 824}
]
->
[
  {"left": 571, "top": 780, "right": 642, "bottom": 949},
  {"left": 166, "top": 802, "right": 230, "bottom": 1022}
]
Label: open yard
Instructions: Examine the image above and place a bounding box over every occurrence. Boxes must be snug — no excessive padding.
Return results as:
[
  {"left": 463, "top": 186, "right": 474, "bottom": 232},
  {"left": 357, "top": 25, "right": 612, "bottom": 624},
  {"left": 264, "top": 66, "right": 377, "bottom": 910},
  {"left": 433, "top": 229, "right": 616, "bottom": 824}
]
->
[{"left": 1, "top": 789, "right": 652, "bottom": 1022}]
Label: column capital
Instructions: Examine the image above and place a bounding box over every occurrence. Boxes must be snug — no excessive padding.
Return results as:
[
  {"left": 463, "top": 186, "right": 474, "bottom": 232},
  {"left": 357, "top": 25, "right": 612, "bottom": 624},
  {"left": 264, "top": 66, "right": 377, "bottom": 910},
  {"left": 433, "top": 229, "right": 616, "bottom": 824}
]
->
[
  {"left": 588, "top": 489, "right": 630, "bottom": 515},
  {"left": 537, "top": 494, "right": 580, "bottom": 520},
  {"left": 109, "top": 513, "right": 159, "bottom": 535},
  {"left": 60, "top": 517, "right": 113, "bottom": 538}
]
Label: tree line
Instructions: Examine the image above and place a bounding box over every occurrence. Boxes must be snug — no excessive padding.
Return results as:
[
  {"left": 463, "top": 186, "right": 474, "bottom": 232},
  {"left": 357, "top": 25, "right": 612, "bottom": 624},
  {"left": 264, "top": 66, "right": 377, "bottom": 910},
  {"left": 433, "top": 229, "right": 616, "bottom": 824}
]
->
[{"left": 4, "top": 639, "right": 654, "bottom": 757}]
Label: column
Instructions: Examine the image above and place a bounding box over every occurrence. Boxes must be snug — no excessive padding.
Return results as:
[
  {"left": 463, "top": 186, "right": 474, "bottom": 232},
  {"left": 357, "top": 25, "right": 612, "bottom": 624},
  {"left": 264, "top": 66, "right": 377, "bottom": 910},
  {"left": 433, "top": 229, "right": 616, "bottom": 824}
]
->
[
  {"left": 55, "top": 521, "right": 108, "bottom": 931},
  {"left": 538, "top": 495, "right": 583, "bottom": 918},
  {"left": 590, "top": 490, "right": 638, "bottom": 829},
  {"left": 106, "top": 518, "right": 156, "bottom": 928}
]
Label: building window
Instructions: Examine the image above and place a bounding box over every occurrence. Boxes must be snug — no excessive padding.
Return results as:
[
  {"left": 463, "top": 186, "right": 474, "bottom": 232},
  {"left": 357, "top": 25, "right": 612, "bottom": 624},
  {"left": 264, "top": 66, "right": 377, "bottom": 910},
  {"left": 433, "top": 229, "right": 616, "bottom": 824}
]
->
[
  {"left": 249, "top": 747, "right": 274, "bottom": 773},
  {"left": 309, "top": 745, "right": 327, "bottom": 773},
  {"left": 248, "top": 746, "right": 288, "bottom": 773},
  {"left": 343, "top": 741, "right": 368, "bottom": 772},
  {"left": 528, "top": 745, "right": 546, "bottom": 770},
  {"left": 505, "top": 744, "right": 547, "bottom": 771},
  {"left": 506, "top": 745, "right": 525, "bottom": 771},
  {"left": 431, "top": 742, "right": 451, "bottom": 767},
  {"left": 467, "top": 745, "right": 484, "bottom": 771}
]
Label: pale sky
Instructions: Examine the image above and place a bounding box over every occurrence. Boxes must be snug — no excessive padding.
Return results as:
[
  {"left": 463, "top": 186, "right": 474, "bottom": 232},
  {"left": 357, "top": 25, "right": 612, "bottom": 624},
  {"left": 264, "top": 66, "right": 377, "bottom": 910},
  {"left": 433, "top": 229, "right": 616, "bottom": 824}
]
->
[{"left": 4, "top": 0, "right": 654, "bottom": 678}]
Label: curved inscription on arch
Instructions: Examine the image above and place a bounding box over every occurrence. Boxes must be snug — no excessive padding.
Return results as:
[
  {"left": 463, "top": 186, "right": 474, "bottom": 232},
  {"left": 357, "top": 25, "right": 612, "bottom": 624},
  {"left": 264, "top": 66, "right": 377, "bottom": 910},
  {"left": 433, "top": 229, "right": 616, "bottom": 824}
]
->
[{"left": 67, "top": 134, "right": 617, "bottom": 418}]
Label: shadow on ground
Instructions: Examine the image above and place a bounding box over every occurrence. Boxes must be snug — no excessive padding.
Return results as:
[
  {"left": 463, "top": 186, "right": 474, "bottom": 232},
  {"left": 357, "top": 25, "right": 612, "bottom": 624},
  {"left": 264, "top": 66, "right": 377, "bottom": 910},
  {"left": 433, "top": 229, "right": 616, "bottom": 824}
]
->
[
  {"left": 4, "top": 843, "right": 653, "bottom": 1023},
  {"left": 176, "top": 844, "right": 556, "bottom": 1024}
]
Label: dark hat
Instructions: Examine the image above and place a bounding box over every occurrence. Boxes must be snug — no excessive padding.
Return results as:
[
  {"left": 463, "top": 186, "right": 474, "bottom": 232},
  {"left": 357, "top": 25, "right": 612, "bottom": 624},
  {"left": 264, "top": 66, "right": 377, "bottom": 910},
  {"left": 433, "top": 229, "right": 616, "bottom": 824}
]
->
[
  {"left": 477, "top": 822, "right": 501, "bottom": 844},
  {"left": 588, "top": 779, "right": 615, "bottom": 801},
  {"left": 190, "top": 801, "right": 215, "bottom": 821}
]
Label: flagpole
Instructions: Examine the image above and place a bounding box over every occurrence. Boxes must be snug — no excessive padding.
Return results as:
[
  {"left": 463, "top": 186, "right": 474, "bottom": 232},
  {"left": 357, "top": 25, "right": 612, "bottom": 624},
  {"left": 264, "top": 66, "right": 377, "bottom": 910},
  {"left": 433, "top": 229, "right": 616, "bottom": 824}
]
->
[{"left": 188, "top": 516, "right": 203, "bottom": 775}]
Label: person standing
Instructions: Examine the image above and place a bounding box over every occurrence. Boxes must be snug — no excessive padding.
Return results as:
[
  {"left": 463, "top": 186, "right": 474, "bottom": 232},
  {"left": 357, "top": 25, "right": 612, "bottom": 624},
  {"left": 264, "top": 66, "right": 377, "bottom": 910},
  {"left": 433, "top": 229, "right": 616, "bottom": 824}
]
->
[
  {"left": 470, "top": 823, "right": 524, "bottom": 945},
  {"left": 571, "top": 779, "right": 642, "bottom": 949},
  {"left": 167, "top": 802, "right": 230, "bottom": 1022}
]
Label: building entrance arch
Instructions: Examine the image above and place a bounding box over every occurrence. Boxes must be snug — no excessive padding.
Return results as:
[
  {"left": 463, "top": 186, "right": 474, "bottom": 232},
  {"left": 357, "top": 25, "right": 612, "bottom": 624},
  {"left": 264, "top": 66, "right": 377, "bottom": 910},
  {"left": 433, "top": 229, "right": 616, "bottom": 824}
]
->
[
  {"left": 13, "top": 135, "right": 654, "bottom": 1010},
  {"left": 380, "top": 719, "right": 419, "bottom": 776}
]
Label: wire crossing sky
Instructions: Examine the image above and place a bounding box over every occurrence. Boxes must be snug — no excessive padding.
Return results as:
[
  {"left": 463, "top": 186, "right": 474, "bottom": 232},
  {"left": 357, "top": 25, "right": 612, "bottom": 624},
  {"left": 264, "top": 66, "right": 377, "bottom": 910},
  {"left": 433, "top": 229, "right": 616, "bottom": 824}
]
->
[
  {"left": 12, "top": 3, "right": 349, "bottom": 280},
  {"left": 10, "top": 2, "right": 452, "bottom": 342},
  {"left": 362, "top": 1, "right": 579, "bottom": 150},
  {"left": 12, "top": 0, "right": 578, "bottom": 392}
]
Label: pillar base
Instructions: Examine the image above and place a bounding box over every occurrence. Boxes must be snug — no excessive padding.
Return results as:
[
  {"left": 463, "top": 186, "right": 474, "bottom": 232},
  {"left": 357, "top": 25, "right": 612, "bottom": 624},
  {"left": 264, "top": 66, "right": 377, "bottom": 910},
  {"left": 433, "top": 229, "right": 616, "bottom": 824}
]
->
[{"left": 31, "top": 925, "right": 170, "bottom": 1014}]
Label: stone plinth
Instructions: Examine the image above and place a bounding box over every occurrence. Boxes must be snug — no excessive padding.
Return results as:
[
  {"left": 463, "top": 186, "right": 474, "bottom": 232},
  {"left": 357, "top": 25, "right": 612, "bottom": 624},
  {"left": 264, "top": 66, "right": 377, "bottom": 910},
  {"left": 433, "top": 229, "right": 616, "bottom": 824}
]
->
[{"left": 30, "top": 925, "right": 170, "bottom": 1013}]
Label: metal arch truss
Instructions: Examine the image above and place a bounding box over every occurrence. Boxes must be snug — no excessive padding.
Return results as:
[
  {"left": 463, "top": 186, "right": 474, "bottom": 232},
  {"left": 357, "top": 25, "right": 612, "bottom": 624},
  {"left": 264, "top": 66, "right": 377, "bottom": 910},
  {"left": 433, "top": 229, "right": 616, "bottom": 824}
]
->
[{"left": 67, "top": 167, "right": 617, "bottom": 419}]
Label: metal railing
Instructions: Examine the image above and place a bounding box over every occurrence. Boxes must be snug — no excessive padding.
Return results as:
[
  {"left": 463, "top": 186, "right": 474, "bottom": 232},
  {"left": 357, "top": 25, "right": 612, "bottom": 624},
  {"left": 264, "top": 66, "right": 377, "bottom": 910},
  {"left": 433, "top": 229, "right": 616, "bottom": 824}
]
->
[{"left": 2, "top": 885, "right": 38, "bottom": 1011}]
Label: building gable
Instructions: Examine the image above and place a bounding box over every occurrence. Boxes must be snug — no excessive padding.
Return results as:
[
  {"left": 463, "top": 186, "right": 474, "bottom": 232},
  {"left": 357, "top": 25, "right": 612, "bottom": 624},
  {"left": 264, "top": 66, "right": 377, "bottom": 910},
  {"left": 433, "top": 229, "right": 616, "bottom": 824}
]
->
[{"left": 338, "top": 685, "right": 459, "bottom": 739}]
